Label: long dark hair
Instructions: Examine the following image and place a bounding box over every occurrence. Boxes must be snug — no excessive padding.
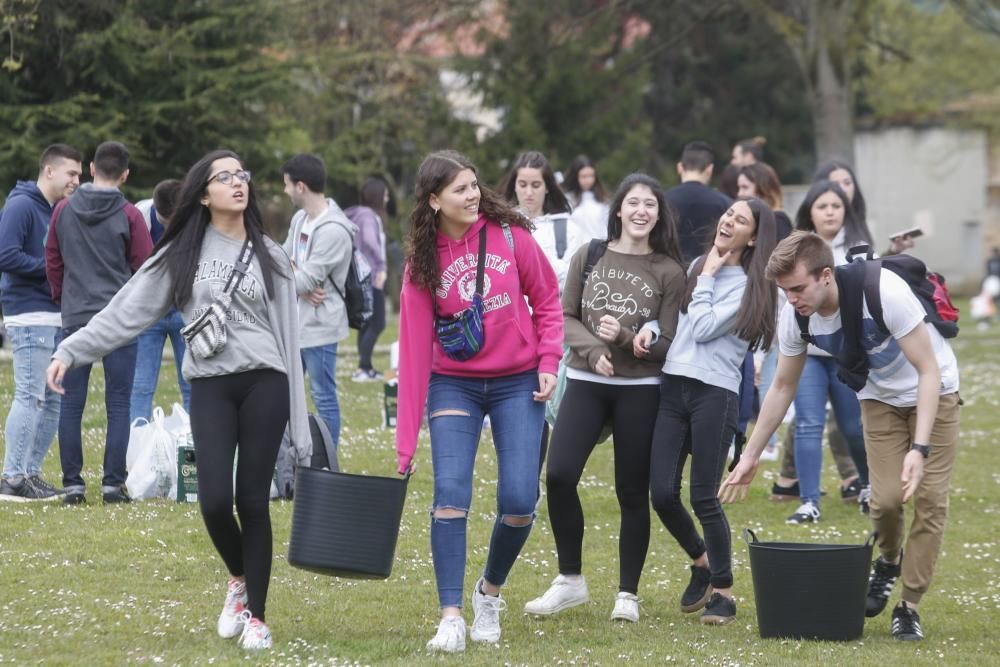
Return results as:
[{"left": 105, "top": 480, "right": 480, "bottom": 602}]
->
[
  {"left": 406, "top": 150, "right": 532, "bottom": 291},
  {"left": 499, "top": 151, "right": 572, "bottom": 216},
  {"left": 683, "top": 197, "right": 777, "bottom": 351},
  {"left": 563, "top": 154, "right": 608, "bottom": 204},
  {"left": 795, "top": 179, "right": 873, "bottom": 246},
  {"left": 606, "top": 173, "right": 683, "bottom": 265},
  {"left": 814, "top": 159, "right": 868, "bottom": 224},
  {"left": 738, "top": 163, "right": 783, "bottom": 211},
  {"left": 149, "top": 149, "right": 283, "bottom": 308},
  {"left": 359, "top": 176, "right": 389, "bottom": 218}
]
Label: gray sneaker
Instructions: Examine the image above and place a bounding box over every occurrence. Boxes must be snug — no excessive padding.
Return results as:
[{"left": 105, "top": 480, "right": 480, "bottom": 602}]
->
[
  {"left": 0, "top": 476, "right": 59, "bottom": 502},
  {"left": 30, "top": 475, "right": 66, "bottom": 496}
]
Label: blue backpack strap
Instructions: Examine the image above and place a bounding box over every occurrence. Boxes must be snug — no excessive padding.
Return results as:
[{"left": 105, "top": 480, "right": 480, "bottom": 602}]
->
[
  {"left": 553, "top": 215, "right": 567, "bottom": 259},
  {"left": 501, "top": 221, "right": 514, "bottom": 252}
]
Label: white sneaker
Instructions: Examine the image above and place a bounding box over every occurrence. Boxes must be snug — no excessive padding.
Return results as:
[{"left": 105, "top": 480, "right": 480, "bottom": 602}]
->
[
  {"left": 786, "top": 501, "right": 821, "bottom": 524},
  {"left": 523, "top": 574, "right": 590, "bottom": 616},
  {"left": 237, "top": 610, "right": 272, "bottom": 650},
  {"left": 610, "top": 592, "right": 640, "bottom": 622},
  {"left": 470, "top": 579, "right": 507, "bottom": 643},
  {"left": 217, "top": 578, "right": 248, "bottom": 638},
  {"left": 426, "top": 616, "right": 466, "bottom": 653}
]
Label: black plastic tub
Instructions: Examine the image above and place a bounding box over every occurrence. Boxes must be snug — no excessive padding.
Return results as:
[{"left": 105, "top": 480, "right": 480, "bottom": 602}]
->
[
  {"left": 288, "top": 467, "right": 408, "bottom": 579},
  {"left": 745, "top": 529, "right": 875, "bottom": 641}
]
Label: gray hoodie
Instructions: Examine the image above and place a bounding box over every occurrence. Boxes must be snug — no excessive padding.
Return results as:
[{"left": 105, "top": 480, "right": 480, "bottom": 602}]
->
[
  {"left": 281, "top": 198, "right": 355, "bottom": 348},
  {"left": 52, "top": 226, "right": 311, "bottom": 460}
]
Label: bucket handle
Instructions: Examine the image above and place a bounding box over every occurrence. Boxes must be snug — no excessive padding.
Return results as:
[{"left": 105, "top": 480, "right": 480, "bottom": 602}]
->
[
  {"left": 865, "top": 531, "right": 878, "bottom": 548},
  {"left": 743, "top": 528, "right": 759, "bottom": 544}
]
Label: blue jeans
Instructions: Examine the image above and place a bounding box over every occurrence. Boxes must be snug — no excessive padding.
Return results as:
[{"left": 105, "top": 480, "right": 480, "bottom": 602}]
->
[
  {"left": 3, "top": 325, "right": 62, "bottom": 478},
  {"left": 59, "top": 325, "right": 137, "bottom": 491},
  {"left": 301, "top": 343, "right": 340, "bottom": 448},
  {"left": 130, "top": 309, "right": 191, "bottom": 422},
  {"left": 427, "top": 370, "right": 544, "bottom": 608},
  {"left": 793, "top": 356, "right": 869, "bottom": 505}
]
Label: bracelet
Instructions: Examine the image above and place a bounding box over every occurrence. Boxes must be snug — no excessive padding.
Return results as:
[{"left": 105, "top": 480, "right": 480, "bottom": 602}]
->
[{"left": 910, "top": 443, "right": 931, "bottom": 459}]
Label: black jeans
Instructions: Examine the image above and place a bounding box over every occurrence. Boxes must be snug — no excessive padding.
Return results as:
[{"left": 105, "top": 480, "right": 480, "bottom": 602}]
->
[
  {"left": 189, "top": 369, "right": 289, "bottom": 621},
  {"left": 546, "top": 378, "right": 660, "bottom": 594},
  {"left": 650, "top": 374, "right": 738, "bottom": 590},
  {"left": 357, "top": 288, "right": 386, "bottom": 371}
]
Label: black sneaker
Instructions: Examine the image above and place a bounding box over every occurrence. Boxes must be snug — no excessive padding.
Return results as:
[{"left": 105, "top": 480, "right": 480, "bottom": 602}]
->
[
  {"left": 866, "top": 555, "right": 901, "bottom": 617},
  {"left": 0, "top": 476, "right": 59, "bottom": 502},
  {"left": 891, "top": 601, "right": 923, "bottom": 641},
  {"left": 840, "top": 477, "right": 862, "bottom": 502},
  {"left": 770, "top": 481, "right": 800, "bottom": 501},
  {"left": 102, "top": 486, "right": 132, "bottom": 504},
  {"left": 29, "top": 475, "right": 66, "bottom": 496},
  {"left": 858, "top": 485, "right": 871, "bottom": 515},
  {"left": 700, "top": 592, "right": 736, "bottom": 625},
  {"left": 680, "top": 565, "right": 712, "bottom": 613},
  {"left": 63, "top": 491, "right": 87, "bottom": 505}
]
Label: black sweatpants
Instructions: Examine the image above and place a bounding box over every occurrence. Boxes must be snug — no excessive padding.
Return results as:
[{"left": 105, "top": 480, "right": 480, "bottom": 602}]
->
[
  {"left": 545, "top": 378, "right": 660, "bottom": 594},
  {"left": 649, "top": 373, "right": 738, "bottom": 590},
  {"left": 189, "top": 369, "right": 289, "bottom": 621},
  {"left": 357, "top": 288, "right": 386, "bottom": 371}
]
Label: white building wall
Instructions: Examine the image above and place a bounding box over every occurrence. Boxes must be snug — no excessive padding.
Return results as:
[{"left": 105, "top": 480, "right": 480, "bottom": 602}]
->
[{"left": 855, "top": 127, "right": 988, "bottom": 289}]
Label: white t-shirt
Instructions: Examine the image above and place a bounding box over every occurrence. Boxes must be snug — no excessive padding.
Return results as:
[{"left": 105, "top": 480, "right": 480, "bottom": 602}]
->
[{"left": 778, "top": 269, "right": 959, "bottom": 407}]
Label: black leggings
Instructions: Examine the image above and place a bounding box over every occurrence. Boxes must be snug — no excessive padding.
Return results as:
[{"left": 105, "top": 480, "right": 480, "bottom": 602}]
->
[
  {"left": 357, "top": 288, "right": 386, "bottom": 371},
  {"left": 546, "top": 378, "right": 660, "bottom": 594},
  {"left": 189, "top": 369, "right": 289, "bottom": 621},
  {"left": 650, "top": 374, "right": 738, "bottom": 590}
]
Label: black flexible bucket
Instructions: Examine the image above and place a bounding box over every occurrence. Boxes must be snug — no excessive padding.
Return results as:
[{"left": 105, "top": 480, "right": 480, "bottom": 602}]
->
[
  {"left": 288, "top": 467, "right": 409, "bottom": 579},
  {"left": 745, "top": 528, "right": 875, "bottom": 641}
]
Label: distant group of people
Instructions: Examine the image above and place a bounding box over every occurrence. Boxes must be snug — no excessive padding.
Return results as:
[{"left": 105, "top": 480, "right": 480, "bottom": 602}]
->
[{"left": 0, "top": 136, "right": 961, "bottom": 652}]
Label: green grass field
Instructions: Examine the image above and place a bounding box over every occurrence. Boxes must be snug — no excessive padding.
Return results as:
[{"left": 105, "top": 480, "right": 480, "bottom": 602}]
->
[{"left": 1, "top": 315, "right": 998, "bottom": 666}]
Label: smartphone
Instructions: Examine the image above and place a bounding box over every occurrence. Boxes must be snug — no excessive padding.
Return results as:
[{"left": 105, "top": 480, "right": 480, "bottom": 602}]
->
[{"left": 888, "top": 227, "right": 924, "bottom": 241}]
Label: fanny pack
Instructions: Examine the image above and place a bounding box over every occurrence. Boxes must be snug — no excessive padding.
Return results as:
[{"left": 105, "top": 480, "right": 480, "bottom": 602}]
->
[
  {"left": 180, "top": 237, "right": 255, "bottom": 360},
  {"left": 433, "top": 225, "right": 487, "bottom": 361}
]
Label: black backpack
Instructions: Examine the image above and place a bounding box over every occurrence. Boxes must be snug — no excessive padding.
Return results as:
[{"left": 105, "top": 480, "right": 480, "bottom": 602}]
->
[
  {"left": 796, "top": 246, "right": 959, "bottom": 391},
  {"left": 330, "top": 221, "right": 374, "bottom": 330}
]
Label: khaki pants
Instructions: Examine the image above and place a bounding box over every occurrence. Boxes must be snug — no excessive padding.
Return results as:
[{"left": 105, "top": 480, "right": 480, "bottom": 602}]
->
[{"left": 860, "top": 392, "right": 961, "bottom": 605}]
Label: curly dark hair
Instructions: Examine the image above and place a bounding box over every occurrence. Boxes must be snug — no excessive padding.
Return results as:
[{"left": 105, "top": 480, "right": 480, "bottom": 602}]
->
[{"left": 405, "top": 150, "right": 533, "bottom": 291}]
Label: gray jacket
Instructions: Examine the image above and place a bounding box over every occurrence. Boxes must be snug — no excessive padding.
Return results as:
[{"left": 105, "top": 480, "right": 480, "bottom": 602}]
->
[
  {"left": 282, "top": 199, "right": 355, "bottom": 348},
  {"left": 52, "top": 228, "right": 312, "bottom": 461}
]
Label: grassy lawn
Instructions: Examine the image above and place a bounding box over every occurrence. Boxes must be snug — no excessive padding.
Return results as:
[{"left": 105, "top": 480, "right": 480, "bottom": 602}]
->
[{"left": 1, "top": 312, "right": 998, "bottom": 665}]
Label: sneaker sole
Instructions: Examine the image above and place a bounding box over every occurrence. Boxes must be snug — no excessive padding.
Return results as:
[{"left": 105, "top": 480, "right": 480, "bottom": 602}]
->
[
  {"left": 769, "top": 492, "right": 800, "bottom": 502},
  {"left": 680, "top": 587, "right": 713, "bottom": 614},
  {"left": 700, "top": 613, "right": 736, "bottom": 625},
  {"left": 469, "top": 629, "right": 500, "bottom": 643},
  {"left": 523, "top": 595, "right": 590, "bottom": 616},
  {"left": 786, "top": 516, "right": 820, "bottom": 524},
  {"left": 610, "top": 610, "right": 639, "bottom": 622}
]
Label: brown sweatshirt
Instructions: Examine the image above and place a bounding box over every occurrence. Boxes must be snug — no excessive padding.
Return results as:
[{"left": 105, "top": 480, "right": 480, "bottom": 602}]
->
[{"left": 562, "top": 244, "right": 686, "bottom": 378}]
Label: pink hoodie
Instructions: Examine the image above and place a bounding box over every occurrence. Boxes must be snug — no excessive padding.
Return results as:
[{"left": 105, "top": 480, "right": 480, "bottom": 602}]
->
[{"left": 395, "top": 215, "right": 562, "bottom": 473}]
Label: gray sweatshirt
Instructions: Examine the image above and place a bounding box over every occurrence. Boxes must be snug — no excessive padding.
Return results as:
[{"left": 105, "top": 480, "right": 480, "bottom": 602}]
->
[
  {"left": 52, "top": 225, "right": 312, "bottom": 459},
  {"left": 661, "top": 265, "right": 749, "bottom": 395},
  {"left": 281, "top": 199, "right": 355, "bottom": 348}
]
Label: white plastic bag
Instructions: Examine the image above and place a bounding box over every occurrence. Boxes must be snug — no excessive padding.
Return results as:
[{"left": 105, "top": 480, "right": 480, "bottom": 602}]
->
[{"left": 125, "top": 407, "right": 177, "bottom": 500}]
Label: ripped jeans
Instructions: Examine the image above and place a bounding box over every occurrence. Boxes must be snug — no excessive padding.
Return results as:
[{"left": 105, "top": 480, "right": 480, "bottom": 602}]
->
[{"left": 427, "top": 370, "right": 544, "bottom": 609}]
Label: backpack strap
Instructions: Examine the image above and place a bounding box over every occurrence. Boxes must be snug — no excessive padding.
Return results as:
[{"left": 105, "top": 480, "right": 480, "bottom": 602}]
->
[
  {"left": 553, "top": 216, "right": 568, "bottom": 259},
  {"left": 861, "top": 258, "right": 888, "bottom": 334},
  {"left": 795, "top": 312, "right": 814, "bottom": 344},
  {"left": 582, "top": 238, "right": 607, "bottom": 283},
  {"left": 501, "top": 221, "right": 515, "bottom": 252}
]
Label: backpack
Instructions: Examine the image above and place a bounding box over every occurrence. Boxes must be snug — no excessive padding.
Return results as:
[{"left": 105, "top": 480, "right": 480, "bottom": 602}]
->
[
  {"left": 330, "top": 221, "right": 374, "bottom": 330},
  {"left": 272, "top": 414, "right": 339, "bottom": 500},
  {"left": 795, "top": 247, "right": 959, "bottom": 391},
  {"left": 545, "top": 239, "right": 609, "bottom": 434}
]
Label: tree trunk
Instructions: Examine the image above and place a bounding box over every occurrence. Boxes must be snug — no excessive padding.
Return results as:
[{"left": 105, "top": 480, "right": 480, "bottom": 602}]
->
[{"left": 807, "top": 0, "right": 855, "bottom": 164}]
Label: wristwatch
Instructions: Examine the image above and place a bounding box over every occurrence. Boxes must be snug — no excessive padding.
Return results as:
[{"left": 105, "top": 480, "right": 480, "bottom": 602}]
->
[{"left": 910, "top": 443, "right": 931, "bottom": 459}]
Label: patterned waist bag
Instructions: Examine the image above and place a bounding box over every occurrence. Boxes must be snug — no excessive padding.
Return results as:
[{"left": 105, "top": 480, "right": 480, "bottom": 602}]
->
[
  {"left": 180, "top": 237, "right": 255, "bottom": 360},
  {"left": 433, "top": 225, "right": 487, "bottom": 361}
]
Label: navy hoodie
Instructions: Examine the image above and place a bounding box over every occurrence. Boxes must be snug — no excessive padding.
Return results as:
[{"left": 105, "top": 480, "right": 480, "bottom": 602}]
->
[
  {"left": 0, "top": 181, "right": 59, "bottom": 316},
  {"left": 45, "top": 184, "right": 152, "bottom": 328}
]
